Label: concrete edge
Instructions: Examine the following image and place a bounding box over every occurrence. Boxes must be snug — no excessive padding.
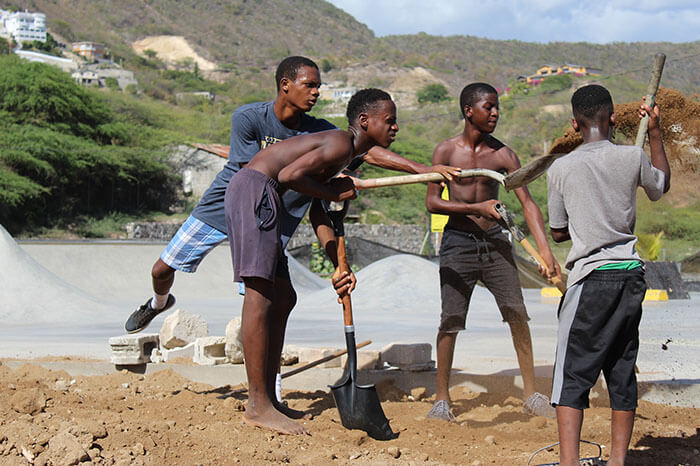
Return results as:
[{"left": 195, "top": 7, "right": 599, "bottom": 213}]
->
[{"left": 2, "top": 360, "right": 698, "bottom": 408}]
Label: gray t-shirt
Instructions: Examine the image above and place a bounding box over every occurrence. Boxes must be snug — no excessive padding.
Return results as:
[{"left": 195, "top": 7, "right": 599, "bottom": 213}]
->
[
  {"left": 191, "top": 101, "right": 337, "bottom": 241},
  {"left": 547, "top": 140, "right": 666, "bottom": 286}
]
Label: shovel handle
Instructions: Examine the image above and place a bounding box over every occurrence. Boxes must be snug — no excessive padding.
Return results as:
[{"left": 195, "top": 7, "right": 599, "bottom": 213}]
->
[
  {"left": 635, "top": 53, "right": 666, "bottom": 147},
  {"left": 337, "top": 235, "right": 354, "bottom": 327},
  {"left": 355, "top": 168, "right": 504, "bottom": 190},
  {"left": 282, "top": 340, "right": 371, "bottom": 378},
  {"left": 518, "top": 237, "right": 567, "bottom": 294}
]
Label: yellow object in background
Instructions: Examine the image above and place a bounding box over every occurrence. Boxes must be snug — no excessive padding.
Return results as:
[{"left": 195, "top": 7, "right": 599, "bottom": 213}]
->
[
  {"left": 541, "top": 287, "right": 669, "bottom": 302},
  {"left": 644, "top": 289, "right": 668, "bottom": 301},
  {"left": 541, "top": 287, "right": 562, "bottom": 298},
  {"left": 430, "top": 187, "right": 450, "bottom": 233}
]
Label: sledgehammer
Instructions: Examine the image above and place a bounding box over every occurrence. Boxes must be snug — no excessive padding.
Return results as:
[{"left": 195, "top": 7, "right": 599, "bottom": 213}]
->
[{"left": 494, "top": 203, "right": 566, "bottom": 294}]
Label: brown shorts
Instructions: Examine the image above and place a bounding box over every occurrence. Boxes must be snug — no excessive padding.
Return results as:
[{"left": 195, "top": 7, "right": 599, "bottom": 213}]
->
[
  {"left": 225, "top": 167, "right": 289, "bottom": 283},
  {"left": 439, "top": 226, "right": 528, "bottom": 332}
]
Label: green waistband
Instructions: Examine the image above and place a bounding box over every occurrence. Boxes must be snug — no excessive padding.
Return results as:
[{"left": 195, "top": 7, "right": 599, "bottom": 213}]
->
[{"left": 595, "top": 260, "right": 643, "bottom": 271}]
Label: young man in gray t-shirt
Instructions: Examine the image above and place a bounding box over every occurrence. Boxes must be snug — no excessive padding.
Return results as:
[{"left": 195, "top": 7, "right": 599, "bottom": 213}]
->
[{"left": 547, "top": 84, "right": 670, "bottom": 466}]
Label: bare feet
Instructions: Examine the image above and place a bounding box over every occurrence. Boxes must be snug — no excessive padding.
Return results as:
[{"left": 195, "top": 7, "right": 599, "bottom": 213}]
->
[
  {"left": 274, "top": 400, "right": 313, "bottom": 420},
  {"left": 244, "top": 405, "right": 309, "bottom": 435}
]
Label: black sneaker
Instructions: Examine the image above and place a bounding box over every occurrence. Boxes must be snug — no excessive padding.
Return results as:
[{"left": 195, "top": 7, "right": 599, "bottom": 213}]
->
[{"left": 125, "top": 294, "right": 176, "bottom": 334}]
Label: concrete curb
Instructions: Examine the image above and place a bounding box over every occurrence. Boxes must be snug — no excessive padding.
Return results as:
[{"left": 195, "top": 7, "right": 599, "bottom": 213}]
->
[{"left": 3, "top": 360, "right": 698, "bottom": 408}]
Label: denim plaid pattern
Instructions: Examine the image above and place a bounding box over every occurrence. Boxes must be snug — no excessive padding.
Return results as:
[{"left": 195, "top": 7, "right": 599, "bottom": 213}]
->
[{"left": 160, "top": 215, "right": 226, "bottom": 273}]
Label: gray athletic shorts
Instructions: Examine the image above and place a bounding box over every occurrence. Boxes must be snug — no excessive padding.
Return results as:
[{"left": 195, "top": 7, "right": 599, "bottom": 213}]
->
[
  {"left": 225, "top": 167, "right": 289, "bottom": 283},
  {"left": 551, "top": 268, "right": 646, "bottom": 410},
  {"left": 439, "top": 226, "right": 528, "bottom": 332}
]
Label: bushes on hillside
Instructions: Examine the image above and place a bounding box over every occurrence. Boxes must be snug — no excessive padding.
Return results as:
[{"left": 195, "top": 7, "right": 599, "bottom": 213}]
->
[{"left": 0, "top": 55, "right": 177, "bottom": 233}]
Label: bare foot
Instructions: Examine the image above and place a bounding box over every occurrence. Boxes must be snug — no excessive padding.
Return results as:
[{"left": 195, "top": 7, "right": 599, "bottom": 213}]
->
[
  {"left": 274, "top": 400, "right": 313, "bottom": 420},
  {"left": 244, "top": 406, "right": 309, "bottom": 435}
]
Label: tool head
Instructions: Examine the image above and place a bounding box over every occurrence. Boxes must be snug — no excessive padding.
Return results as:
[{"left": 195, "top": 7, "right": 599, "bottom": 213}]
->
[
  {"left": 323, "top": 200, "right": 349, "bottom": 237},
  {"left": 494, "top": 203, "right": 525, "bottom": 242},
  {"left": 330, "top": 331, "right": 396, "bottom": 441}
]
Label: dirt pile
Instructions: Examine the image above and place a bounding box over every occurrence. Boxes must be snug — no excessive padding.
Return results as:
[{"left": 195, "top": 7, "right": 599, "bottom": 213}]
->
[
  {"left": 1, "top": 360, "right": 698, "bottom": 465},
  {"left": 548, "top": 88, "right": 700, "bottom": 205}
]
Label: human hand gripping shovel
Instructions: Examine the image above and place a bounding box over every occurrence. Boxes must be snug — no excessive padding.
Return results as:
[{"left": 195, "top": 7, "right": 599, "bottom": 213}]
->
[{"left": 324, "top": 200, "right": 397, "bottom": 441}]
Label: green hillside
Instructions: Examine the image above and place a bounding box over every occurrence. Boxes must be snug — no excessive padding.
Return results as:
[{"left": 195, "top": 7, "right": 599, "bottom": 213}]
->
[
  {"left": 2, "top": 0, "right": 699, "bottom": 261},
  {"left": 5, "top": 0, "right": 700, "bottom": 93}
]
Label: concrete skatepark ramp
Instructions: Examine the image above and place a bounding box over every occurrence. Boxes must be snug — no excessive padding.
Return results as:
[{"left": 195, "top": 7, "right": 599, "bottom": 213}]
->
[{"left": 0, "top": 224, "right": 115, "bottom": 325}]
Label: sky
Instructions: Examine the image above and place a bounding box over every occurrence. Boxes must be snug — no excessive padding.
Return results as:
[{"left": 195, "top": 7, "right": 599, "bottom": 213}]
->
[{"left": 325, "top": 0, "right": 700, "bottom": 44}]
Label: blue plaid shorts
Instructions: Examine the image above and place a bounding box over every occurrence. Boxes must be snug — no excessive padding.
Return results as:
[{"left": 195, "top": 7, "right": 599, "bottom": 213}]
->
[{"left": 160, "top": 215, "right": 227, "bottom": 273}]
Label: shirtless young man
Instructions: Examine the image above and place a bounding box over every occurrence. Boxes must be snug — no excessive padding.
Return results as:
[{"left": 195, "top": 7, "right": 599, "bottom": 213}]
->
[
  {"left": 226, "top": 89, "right": 454, "bottom": 435},
  {"left": 425, "top": 82, "right": 561, "bottom": 421}
]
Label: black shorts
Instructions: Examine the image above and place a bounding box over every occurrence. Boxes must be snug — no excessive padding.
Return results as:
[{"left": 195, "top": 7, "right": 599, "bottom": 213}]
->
[
  {"left": 438, "top": 227, "right": 528, "bottom": 332},
  {"left": 551, "top": 268, "right": 646, "bottom": 410},
  {"left": 225, "top": 167, "right": 290, "bottom": 283}
]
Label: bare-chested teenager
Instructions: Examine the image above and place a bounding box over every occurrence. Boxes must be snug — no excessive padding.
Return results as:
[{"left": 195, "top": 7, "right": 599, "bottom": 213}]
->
[
  {"left": 225, "top": 89, "right": 457, "bottom": 435},
  {"left": 424, "top": 82, "right": 562, "bottom": 421}
]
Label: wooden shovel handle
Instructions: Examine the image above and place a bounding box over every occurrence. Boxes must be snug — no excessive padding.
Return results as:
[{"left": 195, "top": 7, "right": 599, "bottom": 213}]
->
[
  {"left": 355, "top": 168, "right": 504, "bottom": 190},
  {"left": 635, "top": 53, "right": 666, "bottom": 147},
  {"left": 337, "top": 236, "right": 354, "bottom": 327},
  {"left": 281, "top": 340, "right": 371, "bottom": 378},
  {"left": 518, "top": 237, "right": 566, "bottom": 294}
]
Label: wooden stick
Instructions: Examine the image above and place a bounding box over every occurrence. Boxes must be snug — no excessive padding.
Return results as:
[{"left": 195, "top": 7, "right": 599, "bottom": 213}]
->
[
  {"left": 281, "top": 340, "right": 372, "bottom": 379},
  {"left": 635, "top": 53, "right": 666, "bottom": 148},
  {"left": 356, "top": 168, "right": 505, "bottom": 190},
  {"left": 224, "top": 340, "right": 373, "bottom": 395},
  {"left": 354, "top": 157, "right": 569, "bottom": 192}
]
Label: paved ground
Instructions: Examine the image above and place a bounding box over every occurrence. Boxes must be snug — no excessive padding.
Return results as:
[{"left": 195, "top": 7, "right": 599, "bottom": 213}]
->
[{"left": 2, "top": 226, "right": 698, "bottom": 397}]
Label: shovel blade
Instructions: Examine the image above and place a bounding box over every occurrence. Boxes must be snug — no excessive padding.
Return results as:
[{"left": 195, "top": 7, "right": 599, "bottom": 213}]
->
[{"left": 331, "top": 378, "right": 396, "bottom": 440}]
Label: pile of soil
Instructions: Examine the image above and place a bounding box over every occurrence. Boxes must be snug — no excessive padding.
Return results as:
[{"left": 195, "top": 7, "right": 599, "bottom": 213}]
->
[
  {"left": 548, "top": 88, "right": 700, "bottom": 206},
  {"left": 1, "top": 360, "right": 698, "bottom": 465}
]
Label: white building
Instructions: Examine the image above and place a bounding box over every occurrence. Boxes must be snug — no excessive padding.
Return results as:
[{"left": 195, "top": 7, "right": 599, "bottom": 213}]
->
[{"left": 0, "top": 9, "right": 47, "bottom": 45}]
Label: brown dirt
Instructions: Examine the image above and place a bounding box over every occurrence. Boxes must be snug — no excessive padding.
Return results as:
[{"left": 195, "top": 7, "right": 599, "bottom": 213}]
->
[
  {"left": 1, "top": 361, "right": 698, "bottom": 465},
  {"left": 549, "top": 88, "right": 700, "bottom": 206}
]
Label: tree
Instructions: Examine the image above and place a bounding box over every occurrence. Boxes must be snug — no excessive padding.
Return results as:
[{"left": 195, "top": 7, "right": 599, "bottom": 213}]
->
[
  {"left": 321, "top": 58, "right": 333, "bottom": 73},
  {"left": 0, "top": 37, "right": 10, "bottom": 55},
  {"left": 0, "top": 55, "right": 111, "bottom": 140},
  {"left": 417, "top": 83, "right": 449, "bottom": 104}
]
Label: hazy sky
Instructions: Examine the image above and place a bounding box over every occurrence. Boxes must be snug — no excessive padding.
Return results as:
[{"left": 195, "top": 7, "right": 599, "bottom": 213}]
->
[{"left": 326, "top": 0, "right": 700, "bottom": 43}]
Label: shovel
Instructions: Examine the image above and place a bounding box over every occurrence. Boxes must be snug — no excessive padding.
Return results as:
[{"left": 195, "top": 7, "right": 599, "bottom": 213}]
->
[{"left": 324, "top": 200, "right": 396, "bottom": 441}]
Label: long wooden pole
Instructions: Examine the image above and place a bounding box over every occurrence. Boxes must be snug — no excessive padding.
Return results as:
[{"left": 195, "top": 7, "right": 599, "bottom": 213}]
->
[{"left": 635, "top": 53, "right": 666, "bottom": 148}]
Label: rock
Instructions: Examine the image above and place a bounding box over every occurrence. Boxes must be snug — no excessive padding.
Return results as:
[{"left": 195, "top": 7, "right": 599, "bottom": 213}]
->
[
  {"left": 159, "top": 309, "right": 208, "bottom": 349},
  {"left": 410, "top": 387, "right": 428, "bottom": 401},
  {"left": 280, "top": 345, "right": 299, "bottom": 366},
  {"left": 224, "top": 317, "right": 244, "bottom": 363},
  {"left": 387, "top": 446, "right": 401, "bottom": 458},
  {"left": 43, "top": 432, "right": 89, "bottom": 465},
  {"left": 380, "top": 343, "right": 434, "bottom": 371},
  {"left": 484, "top": 435, "right": 496, "bottom": 445},
  {"left": 11, "top": 388, "right": 46, "bottom": 415}
]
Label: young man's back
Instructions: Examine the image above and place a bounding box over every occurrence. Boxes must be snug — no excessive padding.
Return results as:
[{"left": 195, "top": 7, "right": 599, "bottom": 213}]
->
[
  {"left": 548, "top": 140, "right": 665, "bottom": 286},
  {"left": 547, "top": 84, "right": 669, "bottom": 466}
]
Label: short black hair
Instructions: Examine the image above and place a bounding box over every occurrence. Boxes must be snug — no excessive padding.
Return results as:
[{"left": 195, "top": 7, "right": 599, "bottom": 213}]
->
[
  {"left": 346, "top": 88, "right": 393, "bottom": 124},
  {"left": 275, "top": 56, "right": 319, "bottom": 91},
  {"left": 571, "top": 84, "right": 614, "bottom": 123},
  {"left": 460, "top": 82, "right": 498, "bottom": 117}
]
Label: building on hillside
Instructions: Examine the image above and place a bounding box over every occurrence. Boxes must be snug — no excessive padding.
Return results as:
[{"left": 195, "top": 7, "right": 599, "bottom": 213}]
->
[
  {"left": 518, "top": 63, "right": 602, "bottom": 84},
  {"left": 175, "top": 91, "right": 215, "bottom": 102},
  {"left": 72, "top": 65, "right": 137, "bottom": 90},
  {"left": 169, "top": 144, "right": 229, "bottom": 199},
  {"left": 0, "top": 9, "right": 46, "bottom": 45},
  {"left": 319, "top": 84, "right": 357, "bottom": 103},
  {"left": 72, "top": 41, "right": 105, "bottom": 61}
]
